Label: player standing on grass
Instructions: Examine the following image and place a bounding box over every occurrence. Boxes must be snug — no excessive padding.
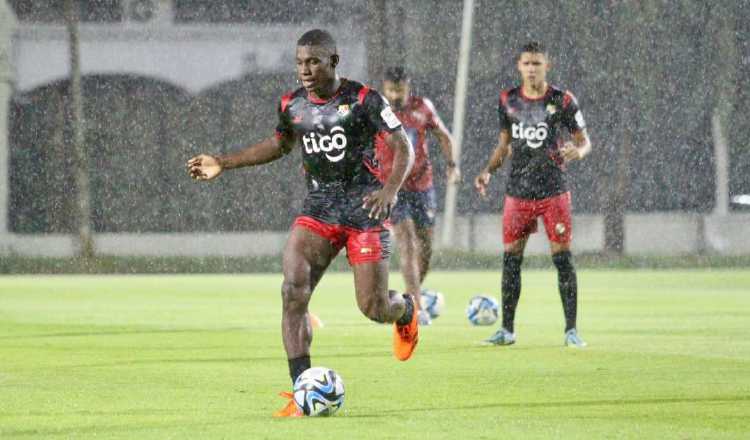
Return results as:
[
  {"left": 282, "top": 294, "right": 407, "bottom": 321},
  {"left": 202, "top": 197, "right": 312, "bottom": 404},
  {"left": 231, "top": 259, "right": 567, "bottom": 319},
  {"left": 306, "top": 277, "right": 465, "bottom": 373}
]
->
[
  {"left": 380, "top": 67, "right": 460, "bottom": 326},
  {"left": 187, "top": 29, "right": 419, "bottom": 417},
  {"left": 474, "top": 42, "right": 591, "bottom": 347}
]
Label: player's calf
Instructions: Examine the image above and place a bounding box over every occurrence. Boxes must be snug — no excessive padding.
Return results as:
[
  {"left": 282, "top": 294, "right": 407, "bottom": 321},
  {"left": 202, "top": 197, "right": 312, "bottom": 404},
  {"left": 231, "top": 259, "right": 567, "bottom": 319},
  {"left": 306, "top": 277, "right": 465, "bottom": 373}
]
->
[
  {"left": 501, "top": 252, "right": 523, "bottom": 333},
  {"left": 552, "top": 251, "right": 578, "bottom": 333},
  {"left": 357, "top": 289, "right": 407, "bottom": 324}
]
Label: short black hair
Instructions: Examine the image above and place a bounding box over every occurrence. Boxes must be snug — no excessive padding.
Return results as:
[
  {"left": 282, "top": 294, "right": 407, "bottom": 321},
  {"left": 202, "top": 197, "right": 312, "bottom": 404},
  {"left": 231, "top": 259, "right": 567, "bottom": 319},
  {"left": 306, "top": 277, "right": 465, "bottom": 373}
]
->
[
  {"left": 519, "top": 41, "right": 546, "bottom": 56},
  {"left": 297, "top": 29, "right": 337, "bottom": 53},
  {"left": 384, "top": 66, "right": 409, "bottom": 83}
]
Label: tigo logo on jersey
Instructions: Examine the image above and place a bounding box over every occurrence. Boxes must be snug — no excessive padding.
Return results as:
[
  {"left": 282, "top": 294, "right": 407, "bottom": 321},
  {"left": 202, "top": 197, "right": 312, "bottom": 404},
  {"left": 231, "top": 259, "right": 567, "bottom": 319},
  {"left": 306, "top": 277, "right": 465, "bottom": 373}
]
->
[
  {"left": 512, "top": 122, "right": 549, "bottom": 149},
  {"left": 302, "top": 126, "right": 348, "bottom": 162}
]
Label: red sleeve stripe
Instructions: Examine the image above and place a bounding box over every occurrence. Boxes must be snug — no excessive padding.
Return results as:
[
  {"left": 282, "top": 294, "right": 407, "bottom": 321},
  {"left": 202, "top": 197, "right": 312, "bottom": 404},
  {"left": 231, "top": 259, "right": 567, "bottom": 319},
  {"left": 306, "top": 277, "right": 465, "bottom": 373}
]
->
[
  {"left": 563, "top": 91, "right": 574, "bottom": 109},
  {"left": 358, "top": 86, "right": 371, "bottom": 105},
  {"left": 499, "top": 89, "right": 510, "bottom": 106},
  {"left": 280, "top": 92, "right": 293, "bottom": 113}
]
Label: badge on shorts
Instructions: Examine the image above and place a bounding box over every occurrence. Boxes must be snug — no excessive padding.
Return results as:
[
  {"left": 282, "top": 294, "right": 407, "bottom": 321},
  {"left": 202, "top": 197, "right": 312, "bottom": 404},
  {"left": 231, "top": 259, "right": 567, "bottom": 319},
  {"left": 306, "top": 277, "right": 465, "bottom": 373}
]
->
[
  {"left": 555, "top": 223, "right": 566, "bottom": 236},
  {"left": 337, "top": 104, "right": 350, "bottom": 116},
  {"left": 546, "top": 104, "right": 557, "bottom": 115}
]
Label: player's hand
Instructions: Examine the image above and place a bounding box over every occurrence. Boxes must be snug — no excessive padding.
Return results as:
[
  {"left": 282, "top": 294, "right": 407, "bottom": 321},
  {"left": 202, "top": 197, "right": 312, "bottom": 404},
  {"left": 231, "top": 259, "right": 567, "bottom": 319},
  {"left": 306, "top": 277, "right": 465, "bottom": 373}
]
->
[
  {"left": 362, "top": 188, "right": 397, "bottom": 220},
  {"left": 187, "top": 154, "right": 223, "bottom": 181},
  {"left": 560, "top": 142, "right": 582, "bottom": 162},
  {"left": 474, "top": 170, "right": 491, "bottom": 198},
  {"left": 446, "top": 165, "right": 461, "bottom": 185}
]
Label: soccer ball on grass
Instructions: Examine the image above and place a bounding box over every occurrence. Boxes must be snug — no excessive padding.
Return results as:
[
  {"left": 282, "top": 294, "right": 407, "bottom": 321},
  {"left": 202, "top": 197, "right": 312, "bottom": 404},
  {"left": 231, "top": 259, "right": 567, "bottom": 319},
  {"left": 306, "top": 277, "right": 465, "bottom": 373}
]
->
[
  {"left": 293, "top": 367, "right": 345, "bottom": 416},
  {"left": 419, "top": 288, "right": 445, "bottom": 319},
  {"left": 466, "top": 295, "right": 499, "bottom": 326}
]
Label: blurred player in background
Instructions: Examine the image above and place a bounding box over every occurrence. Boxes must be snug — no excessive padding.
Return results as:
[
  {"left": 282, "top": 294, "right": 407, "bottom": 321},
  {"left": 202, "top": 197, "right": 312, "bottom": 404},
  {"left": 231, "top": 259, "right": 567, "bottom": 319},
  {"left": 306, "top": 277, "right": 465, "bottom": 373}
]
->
[
  {"left": 380, "top": 66, "right": 460, "bottom": 326},
  {"left": 474, "top": 42, "right": 591, "bottom": 347},
  {"left": 188, "top": 29, "right": 418, "bottom": 417}
]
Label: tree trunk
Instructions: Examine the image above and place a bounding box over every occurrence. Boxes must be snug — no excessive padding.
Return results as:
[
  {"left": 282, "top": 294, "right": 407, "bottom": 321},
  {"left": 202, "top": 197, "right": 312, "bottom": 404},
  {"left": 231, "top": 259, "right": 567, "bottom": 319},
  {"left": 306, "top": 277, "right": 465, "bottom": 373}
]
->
[
  {"left": 65, "top": 0, "right": 95, "bottom": 259},
  {"left": 366, "top": 0, "right": 386, "bottom": 84}
]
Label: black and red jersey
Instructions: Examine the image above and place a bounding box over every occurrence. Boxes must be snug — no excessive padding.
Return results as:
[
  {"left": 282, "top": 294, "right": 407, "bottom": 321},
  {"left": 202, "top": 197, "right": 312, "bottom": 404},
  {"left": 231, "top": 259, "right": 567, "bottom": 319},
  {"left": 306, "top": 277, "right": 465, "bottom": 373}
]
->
[
  {"left": 275, "top": 79, "right": 402, "bottom": 190},
  {"left": 498, "top": 85, "right": 586, "bottom": 200},
  {"left": 378, "top": 96, "right": 445, "bottom": 192}
]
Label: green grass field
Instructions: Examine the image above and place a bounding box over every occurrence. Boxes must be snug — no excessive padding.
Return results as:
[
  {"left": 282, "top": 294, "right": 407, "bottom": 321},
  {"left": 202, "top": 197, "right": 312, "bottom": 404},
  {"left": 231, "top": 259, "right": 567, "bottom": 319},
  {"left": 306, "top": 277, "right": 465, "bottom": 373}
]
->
[{"left": 1, "top": 270, "right": 749, "bottom": 439}]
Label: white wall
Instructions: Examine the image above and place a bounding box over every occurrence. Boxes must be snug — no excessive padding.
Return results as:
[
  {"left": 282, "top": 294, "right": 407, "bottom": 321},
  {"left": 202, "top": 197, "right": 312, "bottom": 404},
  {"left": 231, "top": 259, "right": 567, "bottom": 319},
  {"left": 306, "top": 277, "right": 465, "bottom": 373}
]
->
[
  {"left": 13, "top": 24, "right": 367, "bottom": 94},
  {"left": 3, "top": 213, "right": 748, "bottom": 257}
]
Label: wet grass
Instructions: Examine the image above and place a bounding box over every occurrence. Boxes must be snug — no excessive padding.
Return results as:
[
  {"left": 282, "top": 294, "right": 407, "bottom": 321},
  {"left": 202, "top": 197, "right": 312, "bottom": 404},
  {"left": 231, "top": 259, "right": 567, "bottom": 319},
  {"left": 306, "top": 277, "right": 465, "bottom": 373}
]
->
[
  {"left": 2, "top": 252, "right": 750, "bottom": 274},
  {"left": 1, "top": 270, "right": 749, "bottom": 439}
]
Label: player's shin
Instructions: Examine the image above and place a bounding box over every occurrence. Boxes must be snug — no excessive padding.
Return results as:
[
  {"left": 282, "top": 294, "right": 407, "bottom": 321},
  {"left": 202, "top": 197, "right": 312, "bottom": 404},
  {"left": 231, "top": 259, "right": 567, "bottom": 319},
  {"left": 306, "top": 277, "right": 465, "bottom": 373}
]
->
[
  {"left": 552, "top": 251, "right": 577, "bottom": 332},
  {"left": 501, "top": 253, "right": 523, "bottom": 333}
]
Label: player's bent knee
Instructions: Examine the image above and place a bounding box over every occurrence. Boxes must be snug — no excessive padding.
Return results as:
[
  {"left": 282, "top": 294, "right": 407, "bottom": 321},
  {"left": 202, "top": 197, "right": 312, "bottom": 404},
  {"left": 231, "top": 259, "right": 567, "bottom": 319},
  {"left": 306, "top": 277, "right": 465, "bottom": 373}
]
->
[
  {"left": 281, "top": 279, "right": 311, "bottom": 312},
  {"left": 552, "top": 251, "right": 574, "bottom": 272}
]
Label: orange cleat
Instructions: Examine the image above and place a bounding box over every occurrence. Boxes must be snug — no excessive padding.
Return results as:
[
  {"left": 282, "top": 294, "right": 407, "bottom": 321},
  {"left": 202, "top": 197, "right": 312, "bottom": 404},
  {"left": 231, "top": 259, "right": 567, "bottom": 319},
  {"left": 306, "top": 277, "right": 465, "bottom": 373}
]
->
[
  {"left": 393, "top": 295, "right": 419, "bottom": 361},
  {"left": 272, "top": 391, "right": 303, "bottom": 418},
  {"left": 309, "top": 312, "right": 325, "bottom": 329}
]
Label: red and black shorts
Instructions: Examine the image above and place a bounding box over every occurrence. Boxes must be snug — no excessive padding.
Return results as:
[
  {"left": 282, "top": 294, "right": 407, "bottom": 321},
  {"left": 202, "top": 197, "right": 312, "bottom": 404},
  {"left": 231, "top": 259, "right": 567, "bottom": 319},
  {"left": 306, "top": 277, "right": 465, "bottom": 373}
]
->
[
  {"left": 292, "top": 185, "right": 391, "bottom": 265},
  {"left": 502, "top": 191, "right": 572, "bottom": 244}
]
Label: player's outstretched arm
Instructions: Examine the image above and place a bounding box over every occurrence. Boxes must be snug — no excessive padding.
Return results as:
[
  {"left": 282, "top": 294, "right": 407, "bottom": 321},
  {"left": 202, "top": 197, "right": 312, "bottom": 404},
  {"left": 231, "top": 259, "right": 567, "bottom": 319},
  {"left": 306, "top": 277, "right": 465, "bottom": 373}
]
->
[
  {"left": 474, "top": 130, "right": 511, "bottom": 197},
  {"left": 187, "top": 134, "right": 294, "bottom": 181},
  {"left": 424, "top": 100, "right": 460, "bottom": 184},
  {"left": 560, "top": 129, "right": 591, "bottom": 162},
  {"left": 363, "top": 129, "right": 414, "bottom": 219},
  {"left": 430, "top": 123, "right": 460, "bottom": 184}
]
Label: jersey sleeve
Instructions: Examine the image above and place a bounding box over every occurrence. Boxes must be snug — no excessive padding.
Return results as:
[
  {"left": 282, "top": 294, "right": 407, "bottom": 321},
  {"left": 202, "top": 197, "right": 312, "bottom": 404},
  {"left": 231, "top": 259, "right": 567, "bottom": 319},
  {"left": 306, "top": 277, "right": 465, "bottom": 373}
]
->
[
  {"left": 498, "top": 91, "right": 512, "bottom": 131},
  {"left": 422, "top": 97, "right": 449, "bottom": 132},
  {"left": 561, "top": 91, "right": 586, "bottom": 133},
  {"left": 363, "top": 89, "right": 402, "bottom": 133},
  {"left": 274, "top": 95, "right": 294, "bottom": 140}
]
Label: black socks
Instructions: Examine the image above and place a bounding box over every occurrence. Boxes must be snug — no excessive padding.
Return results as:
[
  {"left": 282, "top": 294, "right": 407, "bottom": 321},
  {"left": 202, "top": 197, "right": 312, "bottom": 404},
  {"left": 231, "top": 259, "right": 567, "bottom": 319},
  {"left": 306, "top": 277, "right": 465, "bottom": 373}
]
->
[
  {"left": 288, "top": 355, "right": 311, "bottom": 385},
  {"left": 552, "top": 251, "right": 578, "bottom": 332},
  {"left": 501, "top": 253, "right": 523, "bottom": 333},
  {"left": 396, "top": 293, "right": 415, "bottom": 326}
]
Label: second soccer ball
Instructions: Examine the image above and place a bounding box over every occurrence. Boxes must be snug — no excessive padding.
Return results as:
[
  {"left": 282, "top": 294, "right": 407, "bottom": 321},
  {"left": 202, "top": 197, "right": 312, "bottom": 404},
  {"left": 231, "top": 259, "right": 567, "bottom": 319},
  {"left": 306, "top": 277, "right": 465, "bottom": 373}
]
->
[{"left": 466, "top": 295, "right": 499, "bottom": 326}]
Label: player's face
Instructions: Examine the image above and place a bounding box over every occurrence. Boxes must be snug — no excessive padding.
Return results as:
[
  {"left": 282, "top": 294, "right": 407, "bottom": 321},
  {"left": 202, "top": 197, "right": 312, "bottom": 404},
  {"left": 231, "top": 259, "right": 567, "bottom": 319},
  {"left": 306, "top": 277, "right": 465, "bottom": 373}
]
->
[
  {"left": 295, "top": 45, "right": 336, "bottom": 93},
  {"left": 382, "top": 80, "right": 410, "bottom": 109},
  {"left": 517, "top": 52, "right": 549, "bottom": 87}
]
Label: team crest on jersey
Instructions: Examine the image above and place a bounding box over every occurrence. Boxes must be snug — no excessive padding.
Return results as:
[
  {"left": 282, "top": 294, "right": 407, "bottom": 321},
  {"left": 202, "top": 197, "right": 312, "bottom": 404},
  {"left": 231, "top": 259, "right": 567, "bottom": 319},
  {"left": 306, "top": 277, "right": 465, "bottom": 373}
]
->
[
  {"left": 337, "top": 104, "right": 350, "bottom": 116},
  {"left": 546, "top": 104, "right": 557, "bottom": 115}
]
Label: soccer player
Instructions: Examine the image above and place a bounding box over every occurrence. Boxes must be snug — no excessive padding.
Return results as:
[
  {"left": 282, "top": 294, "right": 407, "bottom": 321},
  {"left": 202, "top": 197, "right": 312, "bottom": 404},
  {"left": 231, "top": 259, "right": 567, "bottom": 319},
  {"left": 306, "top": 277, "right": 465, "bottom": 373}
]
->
[
  {"left": 187, "top": 29, "right": 419, "bottom": 417},
  {"left": 474, "top": 41, "right": 591, "bottom": 348},
  {"left": 380, "top": 67, "right": 460, "bottom": 326}
]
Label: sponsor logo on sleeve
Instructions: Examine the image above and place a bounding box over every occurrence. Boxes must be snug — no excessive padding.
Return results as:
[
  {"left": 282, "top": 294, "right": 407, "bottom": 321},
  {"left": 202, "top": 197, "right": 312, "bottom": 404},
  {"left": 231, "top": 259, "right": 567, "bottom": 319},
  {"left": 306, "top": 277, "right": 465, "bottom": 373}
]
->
[
  {"left": 380, "top": 106, "right": 402, "bottom": 129},
  {"left": 574, "top": 110, "right": 586, "bottom": 128}
]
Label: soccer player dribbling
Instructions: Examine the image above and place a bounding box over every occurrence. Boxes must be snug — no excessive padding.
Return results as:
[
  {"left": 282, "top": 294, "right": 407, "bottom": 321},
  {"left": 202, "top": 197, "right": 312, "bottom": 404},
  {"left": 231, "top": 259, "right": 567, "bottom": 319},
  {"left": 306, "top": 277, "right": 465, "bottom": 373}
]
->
[
  {"left": 380, "top": 67, "right": 460, "bottom": 326},
  {"left": 187, "top": 29, "right": 419, "bottom": 417},
  {"left": 474, "top": 42, "right": 592, "bottom": 347}
]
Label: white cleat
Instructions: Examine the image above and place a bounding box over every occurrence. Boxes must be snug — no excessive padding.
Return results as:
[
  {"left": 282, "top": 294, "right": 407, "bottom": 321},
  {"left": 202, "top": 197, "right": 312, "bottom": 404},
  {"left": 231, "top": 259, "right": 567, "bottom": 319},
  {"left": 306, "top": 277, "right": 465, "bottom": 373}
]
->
[{"left": 564, "top": 328, "right": 587, "bottom": 348}]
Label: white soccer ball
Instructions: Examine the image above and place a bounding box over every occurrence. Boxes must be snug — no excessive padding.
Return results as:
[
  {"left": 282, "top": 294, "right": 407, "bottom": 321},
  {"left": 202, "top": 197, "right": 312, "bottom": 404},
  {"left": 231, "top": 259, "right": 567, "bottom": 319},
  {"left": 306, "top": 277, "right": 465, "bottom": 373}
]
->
[
  {"left": 419, "top": 289, "right": 445, "bottom": 318},
  {"left": 293, "top": 367, "right": 345, "bottom": 416},
  {"left": 466, "top": 295, "right": 499, "bottom": 326}
]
